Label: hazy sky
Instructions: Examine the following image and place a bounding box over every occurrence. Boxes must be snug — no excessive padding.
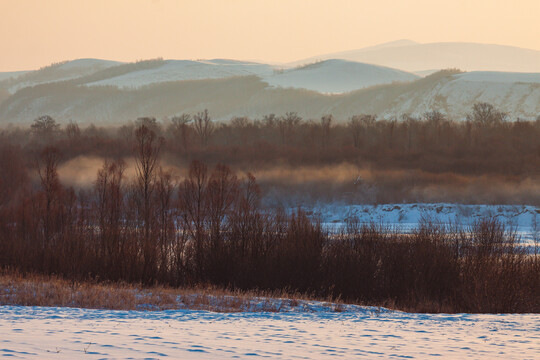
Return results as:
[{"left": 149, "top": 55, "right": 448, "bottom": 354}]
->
[{"left": 1, "top": 0, "right": 539, "bottom": 71}]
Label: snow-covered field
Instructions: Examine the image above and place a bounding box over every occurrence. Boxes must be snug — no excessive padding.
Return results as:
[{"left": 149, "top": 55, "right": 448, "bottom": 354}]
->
[
  {"left": 300, "top": 203, "right": 539, "bottom": 247},
  {"left": 1, "top": 305, "right": 538, "bottom": 359},
  {"left": 311, "top": 203, "right": 538, "bottom": 228}
]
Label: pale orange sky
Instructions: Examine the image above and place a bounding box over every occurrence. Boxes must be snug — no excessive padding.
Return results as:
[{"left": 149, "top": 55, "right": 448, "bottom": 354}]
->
[{"left": 1, "top": 0, "right": 539, "bottom": 71}]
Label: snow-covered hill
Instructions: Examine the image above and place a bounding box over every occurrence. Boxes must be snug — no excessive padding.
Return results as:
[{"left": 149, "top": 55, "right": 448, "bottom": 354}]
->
[
  {"left": 3, "top": 58, "right": 419, "bottom": 94},
  {"left": 377, "top": 71, "right": 540, "bottom": 119},
  {"left": 294, "top": 41, "right": 540, "bottom": 73},
  {"left": 264, "top": 59, "right": 419, "bottom": 93},
  {"left": 1, "top": 67, "right": 539, "bottom": 123},
  {"left": 86, "top": 59, "right": 274, "bottom": 88},
  {"left": 1, "top": 44, "right": 540, "bottom": 124},
  {"left": 84, "top": 58, "right": 420, "bottom": 93},
  {"left": 0, "top": 58, "right": 121, "bottom": 93}
]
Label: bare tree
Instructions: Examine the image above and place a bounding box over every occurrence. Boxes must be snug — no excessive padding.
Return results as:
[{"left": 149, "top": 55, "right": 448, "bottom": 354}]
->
[
  {"left": 262, "top": 113, "right": 277, "bottom": 128},
  {"left": 348, "top": 116, "right": 362, "bottom": 148},
  {"left": 0, "top": 144, "right": 27, "bottom": 208},
  {"left": 155, "top": 167, "right": 176, "bottom": 279},
  {"left": 170, "top": 114, "right": 192, "bottom": 152},
  {"left": 206, "top": 164, "right": 239, "bottom": 280},
  {"left": 531, "top": 214, "right": 539, "bottom": 259},
  {"left": 133, "top": 123, "right": 164, "bottom": 281},
  {"left": 193, "top": 109, "right": 214, "bottom": 146},
  {"left": 400, "top": 113, "right": 418, "bottom": 150},
  {"left": 230, "top": 173, "right": 261, "bottom": 258},
  {"left": 65, "top": 121, "right": 81, "bottom": 140},
  {"left": 31, "top": 115, "right": 60, "bottom": 140},
  {"left": 348, "top": 114, "right": 376, "bottom": 148},
  {"left": 386, "top": 117, "right": 397, "bottom": 149},
  {"left": 179, "top": 160, "right": 210, "bottom": 276},
  {"left": 277, "top": 112, "right": 301, "bottom": 144},
  {"left": 136, "top": 117, "right": 161, "bottom": 134},
  {"left": 423, "top": 110, "right": 446, "bottom": 145},
  {"left": 208, "top": 164, "right": 239, "bottom": 247},
  {"left": 320, "top": 115, "right": 332, "bottom": 148},
  {"left": 94, "top": 159, "right": 126, "bottom": 276},
  {"left": 468, "top": 102, "right": 507, "bottom": 127},
  {"left": 423, "top": 110, "right": 445, "bottom": 124},
  {"left": 117, "top": 123, "right": 134, "bottom": 145},
  {"left": 37, "top": 146, "right": 62, "bottom": 246}
]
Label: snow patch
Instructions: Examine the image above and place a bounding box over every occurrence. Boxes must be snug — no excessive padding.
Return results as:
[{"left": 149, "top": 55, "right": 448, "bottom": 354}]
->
[{"left": 299, "top": 203, "right": 540, "bottom": 247}]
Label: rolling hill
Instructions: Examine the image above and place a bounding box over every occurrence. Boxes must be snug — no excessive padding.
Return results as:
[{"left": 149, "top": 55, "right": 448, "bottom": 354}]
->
[
  {"left": 85, "top": 59, "right": 274, "bottom": 88},
  {"left": 1, "top": 40, "right": 540, "bottom": 124},
  {"left": 264, "top": 59, "right": 419, "bottom": 93},
  {"left": 1, "top": 69, "right": 538, "bottom": 124},
  {"left": 0, "top": 58, "right": 121, "bottom": 93},
  {"left": 293, "top": 41, "right": 540, "bottom": 73}
]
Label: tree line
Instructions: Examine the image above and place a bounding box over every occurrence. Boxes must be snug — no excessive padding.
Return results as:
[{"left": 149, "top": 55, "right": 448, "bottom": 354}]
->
[
  {"left": 1, "top": 102, "right": 540, "bottom": 205},
  {"left": 0, "top": 119, "right": 538, "bottom": 313}
]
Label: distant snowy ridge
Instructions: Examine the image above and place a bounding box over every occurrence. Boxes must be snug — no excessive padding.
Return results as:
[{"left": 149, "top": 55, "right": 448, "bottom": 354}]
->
[
  {"left": 294, "top": 40, "right": 540, "bottom": 73},
  {"left": 84, "top": 58, "right": 420, "bottom": 93},
  {"left": 2, "top": 58, "right": 419, "bottom": 94},
  {"left": 378, "top": 71, "right": 540, "bottom": 119},
  {"left": 86, "top": 59, "right": 275, "bottom": 88},
  {"left": 264, "top": 59, "right": 419, "bottom": 93},
  {"left": 1, "top": 55, "right": 540, "bottom": 124},
  {"left": 0, "top": 58, "right": 121, "bottom": 93}
]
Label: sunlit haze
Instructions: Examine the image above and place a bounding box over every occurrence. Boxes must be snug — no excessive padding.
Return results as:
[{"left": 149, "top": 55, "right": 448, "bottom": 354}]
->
[{"left": 1, "top": 0, "right": 540, "bottom": 71}]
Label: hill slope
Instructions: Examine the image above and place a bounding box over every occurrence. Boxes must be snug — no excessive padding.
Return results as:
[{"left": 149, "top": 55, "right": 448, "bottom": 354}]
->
[
  {"left": 294, "top": 41, "right": 540, "bottom": 73},
  {"left": 1, "top": 58, "right": 418, "bottom": 95},
  {"left": 0, "top": 59, "right": 121, "bottom": 93},
  {"left": 1, "top": 70, "right": 539, "bottom": 124},
  {"left": 86, "top": 59, "right": 274, "bottom": 88},
  {"left": 264, "top": 59, "right": 419, "bottom": 93}
]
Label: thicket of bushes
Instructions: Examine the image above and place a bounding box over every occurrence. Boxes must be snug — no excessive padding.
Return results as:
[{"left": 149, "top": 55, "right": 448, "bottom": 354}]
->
[{"left": 0, "top": 119, "right": 538, "bottom": 313}]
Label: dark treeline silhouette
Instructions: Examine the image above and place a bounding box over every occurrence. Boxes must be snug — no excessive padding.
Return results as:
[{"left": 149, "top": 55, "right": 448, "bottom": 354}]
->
[{"left": 0, "top": 120, "right": 538, "bottom": 313}]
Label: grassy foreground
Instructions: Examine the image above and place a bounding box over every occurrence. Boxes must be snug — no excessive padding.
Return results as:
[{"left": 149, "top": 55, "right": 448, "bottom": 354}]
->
[{"left": 0, "top": 270, "right": 356, "bottom": 313}]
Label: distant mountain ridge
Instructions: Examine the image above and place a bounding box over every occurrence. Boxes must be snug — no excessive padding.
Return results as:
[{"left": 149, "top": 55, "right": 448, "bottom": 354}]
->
[
  {"left": 0, "top": 58, "right": 121, "bottom": 93},
  {"left": 1, "top": 69, "right": 538, "bottom": 124},
  {"left": 292, "top": 40, "right": 540, "bottom": 73},
  {"left": 0, "top": 58, "right": 419, "bottom": 94},
  {"left": 1, "top": 40, "right": 540, "bottom": 124}
]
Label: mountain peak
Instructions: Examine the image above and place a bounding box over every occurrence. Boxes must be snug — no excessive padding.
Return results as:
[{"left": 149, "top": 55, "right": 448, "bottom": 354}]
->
[{"left": 360, "top": 39, "right": 419, "bottom": 51}]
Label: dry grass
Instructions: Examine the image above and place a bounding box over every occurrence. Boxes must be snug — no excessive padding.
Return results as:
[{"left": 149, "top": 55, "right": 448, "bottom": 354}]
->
[{"left": 0, "top": 270, "right": 346, "bottom": 313}]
